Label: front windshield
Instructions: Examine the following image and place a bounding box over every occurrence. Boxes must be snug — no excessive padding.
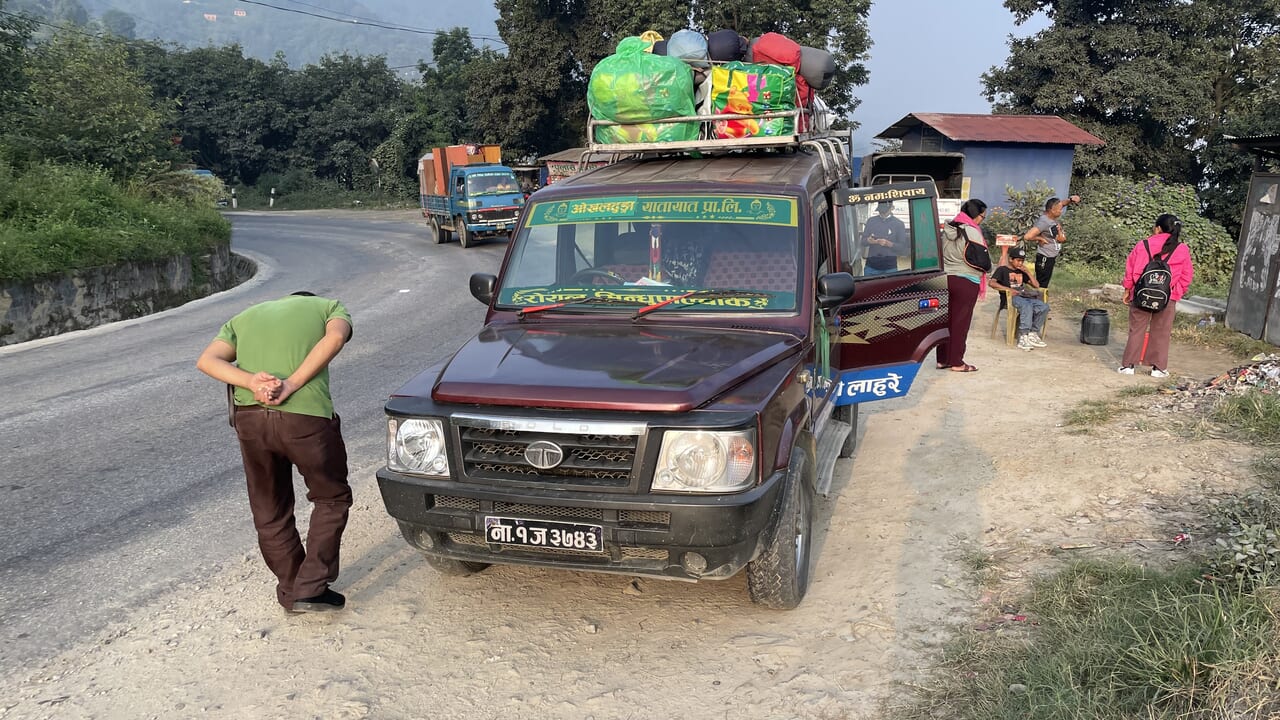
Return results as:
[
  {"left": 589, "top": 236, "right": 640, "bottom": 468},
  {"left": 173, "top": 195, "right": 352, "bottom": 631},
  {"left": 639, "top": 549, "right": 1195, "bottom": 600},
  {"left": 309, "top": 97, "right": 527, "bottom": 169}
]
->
[
  {"left": 497, "top": 194, "right": 801, "bottom": 313},
  {"left": 467, "top": 171, "right": 519, "bottom": 196}
]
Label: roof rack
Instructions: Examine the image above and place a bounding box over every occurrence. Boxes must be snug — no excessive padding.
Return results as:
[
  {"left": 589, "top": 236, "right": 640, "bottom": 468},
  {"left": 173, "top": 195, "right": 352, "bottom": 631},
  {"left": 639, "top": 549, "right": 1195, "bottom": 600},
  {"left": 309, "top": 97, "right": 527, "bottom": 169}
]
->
[{"left": 583, "top": 104, "right": 852, "bottom": 183}]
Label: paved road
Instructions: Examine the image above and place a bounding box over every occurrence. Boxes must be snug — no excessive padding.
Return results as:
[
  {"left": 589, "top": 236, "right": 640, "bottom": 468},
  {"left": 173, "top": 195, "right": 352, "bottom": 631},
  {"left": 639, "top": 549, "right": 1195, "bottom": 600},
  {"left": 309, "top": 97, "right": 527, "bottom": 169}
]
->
[{"left": 0, "top": 210, "right": 507, "bottom": 669}]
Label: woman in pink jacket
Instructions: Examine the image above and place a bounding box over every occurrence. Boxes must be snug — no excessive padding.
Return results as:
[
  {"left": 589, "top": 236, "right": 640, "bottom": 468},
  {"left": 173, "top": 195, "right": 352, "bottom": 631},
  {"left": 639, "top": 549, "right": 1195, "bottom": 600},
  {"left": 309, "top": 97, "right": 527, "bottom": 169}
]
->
[{"left": 1118, "top": 214, "right": 1193, "bottom": 378}]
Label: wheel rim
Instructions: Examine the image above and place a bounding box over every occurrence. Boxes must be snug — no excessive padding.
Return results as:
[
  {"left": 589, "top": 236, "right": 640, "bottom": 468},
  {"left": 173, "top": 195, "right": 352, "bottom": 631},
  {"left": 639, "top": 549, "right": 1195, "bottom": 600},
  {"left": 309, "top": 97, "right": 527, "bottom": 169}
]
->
[{"left": 793, "top": 480, "right": 810, "bottom": 580}]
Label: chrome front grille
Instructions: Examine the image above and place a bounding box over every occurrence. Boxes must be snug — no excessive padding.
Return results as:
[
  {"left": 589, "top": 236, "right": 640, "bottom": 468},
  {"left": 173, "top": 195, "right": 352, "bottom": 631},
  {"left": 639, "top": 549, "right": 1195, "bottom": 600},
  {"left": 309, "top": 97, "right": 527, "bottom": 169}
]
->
[
  {"left": 479, "top": 208, "right": 519, "bottom": 223},
  {"left": 459, "top": 426, "right": 638, "bottom": 486}
]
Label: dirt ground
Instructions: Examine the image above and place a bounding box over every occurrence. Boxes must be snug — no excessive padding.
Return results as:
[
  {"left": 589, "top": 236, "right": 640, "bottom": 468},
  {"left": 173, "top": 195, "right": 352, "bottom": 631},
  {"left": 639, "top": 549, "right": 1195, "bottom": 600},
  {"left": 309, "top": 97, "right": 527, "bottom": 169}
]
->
[{"left": 1, "top": 296, "right": 1260, "bottom": 720}]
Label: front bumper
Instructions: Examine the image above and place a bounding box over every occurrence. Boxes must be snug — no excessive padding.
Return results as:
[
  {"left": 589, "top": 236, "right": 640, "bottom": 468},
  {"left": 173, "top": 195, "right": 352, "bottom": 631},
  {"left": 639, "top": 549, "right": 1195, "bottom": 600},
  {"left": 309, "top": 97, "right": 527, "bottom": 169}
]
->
[
  {"left": 468, "top": 212, "right": 518, "bottom": 236},
  {"left": 376, "top": 469, "right": 785, "bottom": 581}
]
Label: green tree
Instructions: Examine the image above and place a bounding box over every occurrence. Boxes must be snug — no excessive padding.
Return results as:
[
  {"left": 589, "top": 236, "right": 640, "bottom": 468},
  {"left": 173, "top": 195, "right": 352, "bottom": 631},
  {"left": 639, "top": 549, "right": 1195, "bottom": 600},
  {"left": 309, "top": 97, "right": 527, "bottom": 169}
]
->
[
  {"left": 12, "top": 31, "right": 178, "bottom": 178},
  {"left": 286, "top": 53, "right": 409, "bottom": 190},
  {"left": 100, "top": 9, "right": 136, "bottom": 40},
  {"left": 418, "top": 29, "right": 484, "bottom": 146},
  {"left": 130, "top": 43, "right": 293, "bottom": 185},
  {"left": 985, "top": 0, "right": 1280, "bottom": 189},
  {"left": 1200, "top": 34, "right": 1280, "bottom": 236},
  {"left": 0, "top": 0, "right": 34, "bottom": 130}
]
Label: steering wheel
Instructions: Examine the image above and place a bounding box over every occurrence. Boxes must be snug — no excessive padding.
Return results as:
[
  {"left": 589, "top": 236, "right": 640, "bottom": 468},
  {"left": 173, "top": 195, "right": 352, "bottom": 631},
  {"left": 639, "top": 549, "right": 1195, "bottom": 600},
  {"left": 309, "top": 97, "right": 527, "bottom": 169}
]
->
[{"left": 569, "top": 268, "right": 624, "bottom": 285}]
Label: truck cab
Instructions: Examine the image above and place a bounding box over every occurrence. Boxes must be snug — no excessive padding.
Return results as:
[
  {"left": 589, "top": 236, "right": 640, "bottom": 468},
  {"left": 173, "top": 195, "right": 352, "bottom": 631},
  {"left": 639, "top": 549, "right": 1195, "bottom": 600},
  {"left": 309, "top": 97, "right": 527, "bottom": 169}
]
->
[{"left": 379, "top": 130, "right": 950, "bottom": 609}]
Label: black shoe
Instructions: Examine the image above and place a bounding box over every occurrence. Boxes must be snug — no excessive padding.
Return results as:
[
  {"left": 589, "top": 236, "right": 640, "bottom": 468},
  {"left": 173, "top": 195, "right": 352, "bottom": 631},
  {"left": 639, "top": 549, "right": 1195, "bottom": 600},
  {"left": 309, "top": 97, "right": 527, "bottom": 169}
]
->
[{"left": 291, "top": 589, "right": 346, "bottom": 613}]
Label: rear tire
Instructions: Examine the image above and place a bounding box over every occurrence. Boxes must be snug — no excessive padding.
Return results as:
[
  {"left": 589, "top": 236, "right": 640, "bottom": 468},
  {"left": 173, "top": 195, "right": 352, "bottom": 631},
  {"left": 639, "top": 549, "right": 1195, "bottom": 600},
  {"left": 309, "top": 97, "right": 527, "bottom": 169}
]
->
[
  {"left": 456, "top": 216, "right": 472, "bottom": 248},
  {"left": 423, "top": 554, "right": 491, "bottom": 576},
  {"left": 747, "top": 446, "right": 814, "bottom": 610},
  {"left": 836, "top": 403, "right": 859, "bottom": 458},
  {"left": 430, "top": 216, "right": 447, "bottom": 244}
]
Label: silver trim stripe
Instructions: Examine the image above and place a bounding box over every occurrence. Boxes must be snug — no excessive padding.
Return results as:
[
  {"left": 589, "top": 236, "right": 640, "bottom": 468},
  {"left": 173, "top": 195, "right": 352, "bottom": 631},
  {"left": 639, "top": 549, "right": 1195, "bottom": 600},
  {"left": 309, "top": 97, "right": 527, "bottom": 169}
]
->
[{"left": 453, "top": 414, "right": 647, "bottom": 437}]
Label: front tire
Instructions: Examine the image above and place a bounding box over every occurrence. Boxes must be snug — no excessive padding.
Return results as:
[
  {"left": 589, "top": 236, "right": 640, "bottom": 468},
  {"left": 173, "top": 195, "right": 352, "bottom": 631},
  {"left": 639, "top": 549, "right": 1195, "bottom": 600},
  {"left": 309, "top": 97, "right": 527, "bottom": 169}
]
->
[
  {"left": 423, "top": 554, "right": 491, "bottom": 576},
  {"left": 747, "top": 446, "right": 814, "bottom": 609},
  {"left": 456, "top": 216, "right": 472, "bottom": 248}
]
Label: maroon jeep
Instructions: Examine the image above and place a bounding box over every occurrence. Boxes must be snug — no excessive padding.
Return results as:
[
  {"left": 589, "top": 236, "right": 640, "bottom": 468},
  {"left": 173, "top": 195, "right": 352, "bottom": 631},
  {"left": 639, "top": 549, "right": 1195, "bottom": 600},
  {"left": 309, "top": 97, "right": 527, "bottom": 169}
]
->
[{"left": 376, "top": 139, "right": 949, "bottom": 609}]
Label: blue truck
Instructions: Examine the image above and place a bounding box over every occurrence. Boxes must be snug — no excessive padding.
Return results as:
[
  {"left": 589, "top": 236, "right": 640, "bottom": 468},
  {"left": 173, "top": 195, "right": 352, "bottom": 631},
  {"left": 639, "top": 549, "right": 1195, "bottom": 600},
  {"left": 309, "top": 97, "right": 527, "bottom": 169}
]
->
[{"left": 418, "top": 144, "right": 525, "bottom": 248}]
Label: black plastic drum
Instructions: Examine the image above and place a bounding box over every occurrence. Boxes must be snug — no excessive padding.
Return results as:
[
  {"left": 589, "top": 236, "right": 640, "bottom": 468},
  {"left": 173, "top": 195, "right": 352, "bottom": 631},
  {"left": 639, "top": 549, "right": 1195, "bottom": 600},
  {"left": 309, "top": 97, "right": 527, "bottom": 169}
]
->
[{"left": 1080, "top": 308, "right": 1110, "bottom": 345}]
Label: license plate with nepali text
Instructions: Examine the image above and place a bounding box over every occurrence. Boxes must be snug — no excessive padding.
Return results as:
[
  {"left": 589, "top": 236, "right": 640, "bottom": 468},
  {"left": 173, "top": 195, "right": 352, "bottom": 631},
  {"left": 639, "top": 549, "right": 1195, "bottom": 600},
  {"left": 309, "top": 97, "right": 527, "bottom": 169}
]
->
[{"left": 483, "top": 516, "right": 604, "bottom": 552}]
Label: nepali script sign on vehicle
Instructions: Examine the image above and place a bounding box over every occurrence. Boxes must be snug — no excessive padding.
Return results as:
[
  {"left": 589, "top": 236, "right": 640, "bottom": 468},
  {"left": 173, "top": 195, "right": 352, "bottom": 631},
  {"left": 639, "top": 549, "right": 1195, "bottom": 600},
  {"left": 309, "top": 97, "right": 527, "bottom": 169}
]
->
[
  {"left": 823, "top": 362, "right": 921, "bottom": 406},
  {"left": 528, "top": 195, "right": 798, "bottom": 226}
]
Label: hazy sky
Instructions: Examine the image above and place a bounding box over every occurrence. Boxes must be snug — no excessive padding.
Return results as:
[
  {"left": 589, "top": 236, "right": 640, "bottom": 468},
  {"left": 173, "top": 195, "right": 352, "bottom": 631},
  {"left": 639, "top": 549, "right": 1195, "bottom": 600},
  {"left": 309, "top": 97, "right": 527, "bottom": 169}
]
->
[{"left": 853, "top": 1, "right": 1050, "bottom": 155}]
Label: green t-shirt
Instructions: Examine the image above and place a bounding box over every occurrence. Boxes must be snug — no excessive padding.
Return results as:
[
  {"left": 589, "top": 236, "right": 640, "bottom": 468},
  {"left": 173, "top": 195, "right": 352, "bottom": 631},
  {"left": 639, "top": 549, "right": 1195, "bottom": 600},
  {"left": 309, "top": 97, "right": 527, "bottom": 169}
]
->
[{"left": 215, "top": 295, "right": 352, "bottom": 418}]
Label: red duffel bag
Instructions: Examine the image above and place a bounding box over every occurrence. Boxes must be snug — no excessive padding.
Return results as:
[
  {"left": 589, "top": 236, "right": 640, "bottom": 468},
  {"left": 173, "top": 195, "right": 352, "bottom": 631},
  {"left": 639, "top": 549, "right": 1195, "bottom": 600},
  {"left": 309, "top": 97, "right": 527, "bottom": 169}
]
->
[{"left": 748, "top": 32, "right": 812, "bottom": 129}]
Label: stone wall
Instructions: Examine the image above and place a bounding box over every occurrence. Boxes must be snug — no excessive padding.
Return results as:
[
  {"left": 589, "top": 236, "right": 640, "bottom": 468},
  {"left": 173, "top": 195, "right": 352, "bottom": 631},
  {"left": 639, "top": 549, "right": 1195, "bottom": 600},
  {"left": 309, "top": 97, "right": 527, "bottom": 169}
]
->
[{"left": 0, "top": 244, "right": 254, "bottom": 346}]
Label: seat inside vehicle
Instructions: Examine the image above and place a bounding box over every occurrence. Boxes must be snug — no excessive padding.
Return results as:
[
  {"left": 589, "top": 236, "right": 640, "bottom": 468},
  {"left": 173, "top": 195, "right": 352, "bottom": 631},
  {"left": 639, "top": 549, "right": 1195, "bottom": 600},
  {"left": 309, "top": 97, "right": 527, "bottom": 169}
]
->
[
  {"left": 595, "top": 230, "right": 649, "bottom": 283},
  {"left": 702, "top": 227, "right": 797, "bottom": 292}
]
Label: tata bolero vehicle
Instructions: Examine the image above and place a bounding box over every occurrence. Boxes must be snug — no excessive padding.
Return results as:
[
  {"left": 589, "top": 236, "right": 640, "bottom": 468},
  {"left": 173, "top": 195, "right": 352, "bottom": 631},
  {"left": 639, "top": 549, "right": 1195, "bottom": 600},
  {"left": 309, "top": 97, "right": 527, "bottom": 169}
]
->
[{"left": 377, "top": 127, "right": 951, "bottom": 609}]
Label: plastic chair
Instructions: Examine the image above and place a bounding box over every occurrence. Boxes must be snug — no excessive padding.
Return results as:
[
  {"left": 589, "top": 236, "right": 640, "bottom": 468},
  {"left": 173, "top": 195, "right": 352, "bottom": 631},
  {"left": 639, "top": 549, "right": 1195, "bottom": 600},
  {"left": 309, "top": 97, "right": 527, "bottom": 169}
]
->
[{"left": 991, "top": 288, "right": 1050, "bottom": 347}]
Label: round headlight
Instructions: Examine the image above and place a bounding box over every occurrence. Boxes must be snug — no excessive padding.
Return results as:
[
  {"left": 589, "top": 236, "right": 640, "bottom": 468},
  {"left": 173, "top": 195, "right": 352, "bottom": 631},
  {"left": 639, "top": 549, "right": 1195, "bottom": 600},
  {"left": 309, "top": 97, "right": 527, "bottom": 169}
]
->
[
  {"left": 395, "top": 418, "right": 447, "bottom": 474},
  {"left": 662, "top": 432, "right": 726, "bottom": 489},
  {"left": 653, "top": 429, "right": 755, "bottom": 493}
]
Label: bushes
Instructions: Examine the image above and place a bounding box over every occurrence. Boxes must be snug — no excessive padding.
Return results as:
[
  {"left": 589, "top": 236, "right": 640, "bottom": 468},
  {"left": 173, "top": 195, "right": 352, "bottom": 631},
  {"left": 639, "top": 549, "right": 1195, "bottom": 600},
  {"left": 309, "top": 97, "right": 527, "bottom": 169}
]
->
[
  {"left": 985, "top": 176, "right": 1238, "bottom": 287},
  {"left": 0, "top": 161, "right": 231, "bottom": 283}
]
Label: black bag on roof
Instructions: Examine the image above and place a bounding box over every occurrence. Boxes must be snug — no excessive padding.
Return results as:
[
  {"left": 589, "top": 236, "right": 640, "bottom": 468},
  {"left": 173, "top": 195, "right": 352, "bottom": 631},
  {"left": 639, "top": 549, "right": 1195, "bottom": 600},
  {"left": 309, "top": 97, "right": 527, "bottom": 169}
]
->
[{"left": 707, "top": 29, "right": 748, "bottom": 61}]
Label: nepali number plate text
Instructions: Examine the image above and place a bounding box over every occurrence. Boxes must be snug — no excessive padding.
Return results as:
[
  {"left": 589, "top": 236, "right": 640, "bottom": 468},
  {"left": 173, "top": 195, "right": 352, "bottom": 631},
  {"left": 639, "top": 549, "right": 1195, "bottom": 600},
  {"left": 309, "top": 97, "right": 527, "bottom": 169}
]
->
[{"left": 483, "top": 516, "right": 604, "bottom": 553}]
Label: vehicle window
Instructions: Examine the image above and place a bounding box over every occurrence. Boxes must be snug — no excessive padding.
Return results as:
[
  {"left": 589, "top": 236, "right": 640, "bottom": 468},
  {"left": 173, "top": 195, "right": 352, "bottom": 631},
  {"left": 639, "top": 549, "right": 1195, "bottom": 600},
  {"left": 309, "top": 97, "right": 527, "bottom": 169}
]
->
[
  {"left": 835, "top": 190, "right": 940, "bottom": 278},
  {"left": 815, "top": 203, "right": 832, "bottom": 278},
  {"left": 910, "top": 198, "right": 941, "bottom": 271},
  {"left": 498, "top": 194, "right": 803, "bottom": 313},
  {"left": 467, "top": 172, "right": 519, "bottom": 195}
]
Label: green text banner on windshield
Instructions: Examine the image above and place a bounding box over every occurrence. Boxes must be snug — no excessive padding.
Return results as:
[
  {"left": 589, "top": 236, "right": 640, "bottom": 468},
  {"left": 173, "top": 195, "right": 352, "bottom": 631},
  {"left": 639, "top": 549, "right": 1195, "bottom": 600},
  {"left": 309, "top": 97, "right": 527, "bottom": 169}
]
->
[{"left": 529, "top": 195, "right": 798, "bottom": 226}]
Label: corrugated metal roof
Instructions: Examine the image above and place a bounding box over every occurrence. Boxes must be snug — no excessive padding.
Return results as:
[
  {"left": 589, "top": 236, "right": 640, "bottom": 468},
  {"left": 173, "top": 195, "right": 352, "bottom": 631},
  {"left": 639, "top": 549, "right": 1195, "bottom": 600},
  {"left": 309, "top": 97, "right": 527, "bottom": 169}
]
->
[
  {"left": 1225, "top": 134, "right": 1280, "bottom": 160},
  {"left": 876, "top": 113, "right": 1106, "bottom": 146},
  {"left": 1225, "top": 133, "right": 1280, "bottom": 146}
]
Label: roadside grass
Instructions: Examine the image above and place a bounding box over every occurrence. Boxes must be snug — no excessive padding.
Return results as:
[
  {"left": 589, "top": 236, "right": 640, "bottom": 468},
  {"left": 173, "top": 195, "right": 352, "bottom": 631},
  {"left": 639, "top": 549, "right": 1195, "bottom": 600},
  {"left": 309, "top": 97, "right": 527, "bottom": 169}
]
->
[
  {"left": 1254, "top": 452, "right": 1280, "bottom": 489},
  {"left": 1212, "top": 391, "right": 1280, "bottom": 445},
  {"left": 896, "top": 562, "right": 1280, "bottom": 720},
  {"left": 956, "top": 546, "right": 1002, "bottom": 587},
  {"left": 1063, "top": 397, "right": 1130, "bottom": 433},
  {"left": 0, "top": 161, "right": 230, "bottom": 283}
]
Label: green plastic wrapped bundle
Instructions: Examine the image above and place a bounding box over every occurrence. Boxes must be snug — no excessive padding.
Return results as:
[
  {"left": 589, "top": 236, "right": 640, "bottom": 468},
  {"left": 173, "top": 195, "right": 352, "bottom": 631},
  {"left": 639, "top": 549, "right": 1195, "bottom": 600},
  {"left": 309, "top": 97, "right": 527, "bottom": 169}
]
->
[
  {"left": 594, "top": 121, "right": 699, "bottom": 144},
  {"left": 589, "top": 36, "right": 698, "bottom": 143}
]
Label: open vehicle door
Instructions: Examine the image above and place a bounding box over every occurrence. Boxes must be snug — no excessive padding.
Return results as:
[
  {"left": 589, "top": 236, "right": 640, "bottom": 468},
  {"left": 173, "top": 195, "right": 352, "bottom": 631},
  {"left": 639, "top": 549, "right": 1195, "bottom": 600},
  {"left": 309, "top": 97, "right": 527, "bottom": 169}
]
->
[{"left": 827, "top": 182, "right": 950, "bottom": 408}]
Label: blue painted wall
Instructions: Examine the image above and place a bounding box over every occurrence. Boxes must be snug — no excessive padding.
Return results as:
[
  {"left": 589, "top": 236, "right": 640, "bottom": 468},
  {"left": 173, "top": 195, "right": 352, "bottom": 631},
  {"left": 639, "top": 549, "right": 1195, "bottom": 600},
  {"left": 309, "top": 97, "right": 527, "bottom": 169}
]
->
[
  {"left": 963, "top": 143, "right": 1076, "bottom": 209},
  {"left": 895, "top": 127, "right": 1078, "bottom": 209}
]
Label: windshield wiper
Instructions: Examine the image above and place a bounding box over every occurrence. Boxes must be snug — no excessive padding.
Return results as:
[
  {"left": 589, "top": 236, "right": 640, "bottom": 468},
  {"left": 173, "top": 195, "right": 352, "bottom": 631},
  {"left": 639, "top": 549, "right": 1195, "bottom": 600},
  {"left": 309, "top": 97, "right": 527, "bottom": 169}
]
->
[
  {"left": 632, "top": 289, "right": 772, "bottom": 319},
  {"left": 517, "top": 295, "right": 641, "bottom": 318}
]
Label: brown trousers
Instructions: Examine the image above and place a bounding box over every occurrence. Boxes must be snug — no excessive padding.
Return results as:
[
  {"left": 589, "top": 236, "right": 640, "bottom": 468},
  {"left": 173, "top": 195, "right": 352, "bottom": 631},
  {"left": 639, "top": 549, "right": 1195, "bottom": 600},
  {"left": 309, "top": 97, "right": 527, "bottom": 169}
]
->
[
  {"left": 1121, "top": 303, "right": 1176, "bottom": 370},
  {"left": 936, "top": 275, "right": 981, "bottom": 368},
  {"left": 234, "top": 407, "right": 351, "bottom": 609}
]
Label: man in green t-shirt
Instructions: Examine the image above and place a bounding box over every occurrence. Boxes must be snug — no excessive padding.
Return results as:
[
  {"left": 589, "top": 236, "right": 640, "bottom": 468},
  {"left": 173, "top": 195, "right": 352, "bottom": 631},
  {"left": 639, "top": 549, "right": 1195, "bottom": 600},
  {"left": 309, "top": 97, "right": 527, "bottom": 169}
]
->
[{"left": 196, "top": 292, "right": 353, "bottom": 613}]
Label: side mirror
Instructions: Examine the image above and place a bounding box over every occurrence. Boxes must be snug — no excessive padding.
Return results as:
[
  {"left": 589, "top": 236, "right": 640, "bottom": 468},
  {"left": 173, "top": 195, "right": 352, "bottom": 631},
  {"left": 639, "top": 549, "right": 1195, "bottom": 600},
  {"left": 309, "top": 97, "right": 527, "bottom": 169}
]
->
[
  {"left": 469, "top": 273, "right": 497, "bottom": 305},
  {"left": 816, "top": 272, "right": 855, "bottom": 310}
]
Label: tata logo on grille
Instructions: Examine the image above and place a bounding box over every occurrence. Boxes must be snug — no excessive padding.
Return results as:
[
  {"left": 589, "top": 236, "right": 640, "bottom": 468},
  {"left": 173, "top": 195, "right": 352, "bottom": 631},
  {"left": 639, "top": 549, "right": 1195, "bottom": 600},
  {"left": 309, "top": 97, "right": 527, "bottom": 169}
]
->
[{"left": 524, "top": 441, "right": 565, "bottom": 469}]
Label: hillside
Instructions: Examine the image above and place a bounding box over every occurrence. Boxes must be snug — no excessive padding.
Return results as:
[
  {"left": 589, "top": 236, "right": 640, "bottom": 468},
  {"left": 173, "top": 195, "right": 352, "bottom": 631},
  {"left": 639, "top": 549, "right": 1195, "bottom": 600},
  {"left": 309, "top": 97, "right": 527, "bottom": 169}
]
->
[{"left": 14, "top": 0, "right": 501, "bottom": 68}]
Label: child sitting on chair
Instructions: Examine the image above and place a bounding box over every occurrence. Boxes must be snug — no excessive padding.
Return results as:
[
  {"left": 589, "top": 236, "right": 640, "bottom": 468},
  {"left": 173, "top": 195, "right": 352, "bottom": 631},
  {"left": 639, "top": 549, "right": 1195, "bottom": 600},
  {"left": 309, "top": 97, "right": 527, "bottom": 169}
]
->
[{"left": 989, "top": 248, "right": 1049, "bottom": 351}]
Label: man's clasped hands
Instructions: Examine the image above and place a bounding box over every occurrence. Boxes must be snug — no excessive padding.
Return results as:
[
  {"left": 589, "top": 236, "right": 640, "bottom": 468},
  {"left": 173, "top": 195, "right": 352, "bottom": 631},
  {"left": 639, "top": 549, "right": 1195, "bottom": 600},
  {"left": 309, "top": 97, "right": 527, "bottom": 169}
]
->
[{"left": 249, "top": 371, "right": 298, "bottom": 406}]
